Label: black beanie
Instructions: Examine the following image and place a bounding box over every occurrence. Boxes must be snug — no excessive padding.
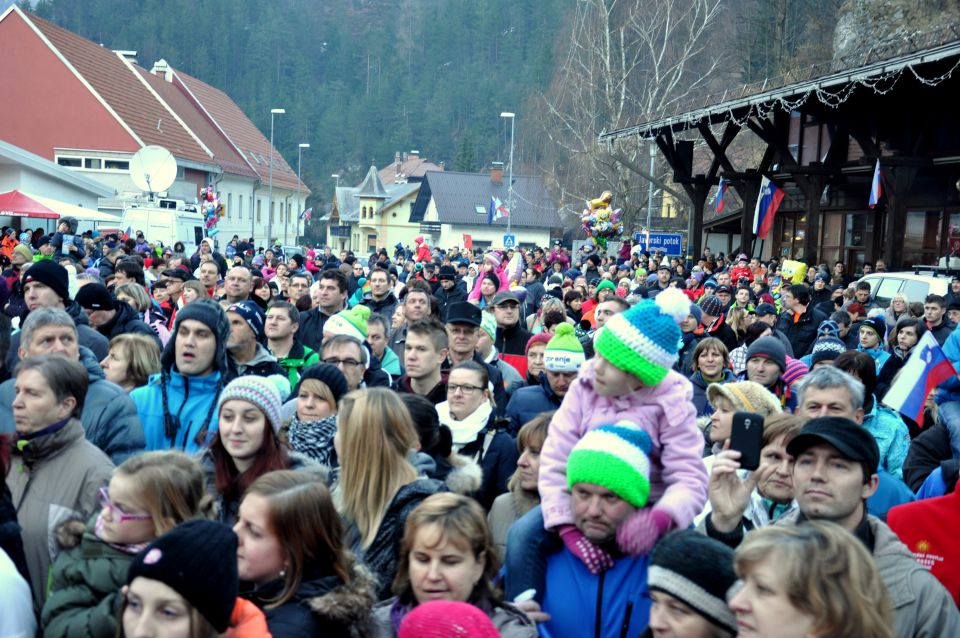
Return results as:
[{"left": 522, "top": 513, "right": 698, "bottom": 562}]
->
[
  {"left": 290, "top": 363, "right": 349, "bottom": 405},
  {"left": 745, "top": 335, "right": 787, "bottom": 372},
  {"left": 648, "top": 530, "right": 738, "bottom": 633},
  {"left": 75, "top": 282, "right": 115, "bottom": 311},
  {"left": 126, "top": 520, "right": 238, "bottom": 632},
  {"left": 161, "top": 299, "right": 230, "bottom": 373},
  {"left": 22, "top": 260, "right": 70, "bottom": 303}
]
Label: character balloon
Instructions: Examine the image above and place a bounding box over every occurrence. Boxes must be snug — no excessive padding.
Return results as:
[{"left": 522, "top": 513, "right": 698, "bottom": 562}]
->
[{"left": 581, "top": 191, "right": 624, "bottom": 250}]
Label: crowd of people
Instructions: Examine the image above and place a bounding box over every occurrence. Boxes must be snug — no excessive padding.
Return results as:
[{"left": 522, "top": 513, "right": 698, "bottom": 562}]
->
[{"left": 1, "top": 221, "right": 959, "bottom": 638}]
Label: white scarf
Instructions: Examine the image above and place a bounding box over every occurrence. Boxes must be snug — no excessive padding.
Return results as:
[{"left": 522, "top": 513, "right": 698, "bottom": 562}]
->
[{"left": 436, "top": 400, "right": 494, "bottom": 447}]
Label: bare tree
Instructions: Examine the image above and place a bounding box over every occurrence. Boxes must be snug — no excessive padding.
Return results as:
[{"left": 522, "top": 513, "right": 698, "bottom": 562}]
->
[{"left": 534, "top": 0, "right": 723, "bottom": 230}]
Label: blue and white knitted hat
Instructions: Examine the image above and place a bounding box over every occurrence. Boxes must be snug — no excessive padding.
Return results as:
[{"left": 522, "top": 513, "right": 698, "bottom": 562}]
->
[
  {"left": 217, "top": 374, "right": 291, "bottom": 433},
  {"left": 594, "top": 287, "right": 688, "bottom": 386},
  {"left": 566, "top": 422, "right": 653, "bottom": 508}
]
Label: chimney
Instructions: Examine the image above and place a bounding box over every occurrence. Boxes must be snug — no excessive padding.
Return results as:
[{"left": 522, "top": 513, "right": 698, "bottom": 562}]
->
[
  {"left": 151, "top": 59, "right": 172, "bottom": 82},
  {"left": 490, "top": 162, "right": 504, "bottom": 184},
  {"left": 409, "top": 150, "right": 420, "bottom": 159},
  {"left": 114, "top": 50, "right": 138, "bottom": 64},
  {"left": 395, "top": 151, "right": 401, "bottom": 174}
]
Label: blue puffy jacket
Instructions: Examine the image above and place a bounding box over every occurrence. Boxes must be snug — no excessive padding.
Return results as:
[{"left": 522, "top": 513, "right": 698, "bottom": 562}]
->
[
  {"left": 541, "top": 547, "right": 651, "bottom": 638},
  {"left": 505, "top": 373, "right": 563, "bottom": 434},
  {"left": 131, "top": 370, "right": 223, "bottom": 454}
]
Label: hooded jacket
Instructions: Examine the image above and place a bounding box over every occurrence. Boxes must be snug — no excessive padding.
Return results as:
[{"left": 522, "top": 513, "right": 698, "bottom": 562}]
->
[
  {"left": 41, "top": 516, "right": 132, "bottom": 638},
  {"left": 51, "top": 216, "right": 85, "bottom": 260},
  {"left": 189, "top": 239, "right": 228, "bottom": 275},
  {"left": 225, "top": 343, "right": 284, "bottom": 382},
  {"left": 0, "top": 347, "right": 145, "bottom": 465},
  {"left": 131, "top": 370, "right": 223, "bottom": 454},
  {"left": 242, "top": 562, "right": 377, "bottom": 638},
  {"left": 689, "top": 368, "right": 735, "bottom": 417},
  {"left": 7, "top": 419, "right": 114, "bottom": 611},
  {"left": 433, "top": 281, "right": 468, "bottom": 320},
  {"left": 776, "top": 305, "right": 827, "bottom": 357},
  {"left": 5, "top": 301, "right": 110, "bottom": 374},
  {"left": 392, "top": 370, "right": 449, "bottom": 406},
  {"left": 442, "top": 408, "right": 519, "bottom": 510}
]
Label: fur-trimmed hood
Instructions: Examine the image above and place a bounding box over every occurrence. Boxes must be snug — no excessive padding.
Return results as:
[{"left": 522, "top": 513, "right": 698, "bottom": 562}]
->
[{"left": 306, "top": 561, "right": 378, "bottom": 629}]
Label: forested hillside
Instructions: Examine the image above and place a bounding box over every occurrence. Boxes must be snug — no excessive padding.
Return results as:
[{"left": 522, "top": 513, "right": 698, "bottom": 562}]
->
[
  {"left": 27, "top": 0, "right": 933, "bottom": 225},
  {"left": 29, "top": 0, "right": 567, "bottom": 202}
]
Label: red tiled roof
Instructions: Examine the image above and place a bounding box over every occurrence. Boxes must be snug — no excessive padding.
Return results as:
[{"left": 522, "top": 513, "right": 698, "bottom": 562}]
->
[
  {"left": 135, "top": 67, "right": 258, "bottom": 180},
  {"left": 173, "top": 69, "right": 306, "bottom": 192},
  {"left": 28, "top": 13, "right": 213, "bottom": 167}
]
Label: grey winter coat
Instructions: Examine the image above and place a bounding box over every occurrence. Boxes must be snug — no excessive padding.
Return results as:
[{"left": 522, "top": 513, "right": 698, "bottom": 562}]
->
[
  {"left": 0, "top": 347, "right": 145, "bottom": 465},
  {"left": 368, "top": 597, "right": 537, "bottom": 637},
  {"left": 6, "top": 419, "right": 114, "bottom": 612}
]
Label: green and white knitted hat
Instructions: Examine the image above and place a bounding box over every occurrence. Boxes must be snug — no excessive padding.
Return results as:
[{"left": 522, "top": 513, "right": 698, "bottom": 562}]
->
[
  {"left": 594, "top": 286, "right": 688, "bottom": 386},
  {"left": 567, "top": 422, "right": 653, "bottom": 508},
  {"left": 324, "top": 305, "right": 371, "bottom": 341},
  {"left": 543, "top": 323, "right": 585, "bottom": 372},
  {"left": 480, "top": 309, "right": 498, "bottom": 342}
]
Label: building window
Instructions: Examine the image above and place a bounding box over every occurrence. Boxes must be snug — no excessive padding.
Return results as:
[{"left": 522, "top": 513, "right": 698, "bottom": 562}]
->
[
  {"left": 238, "top": 195, "right": 243, "bottom": 221},
  {"left": 103, "top": 159, "right": 129, "bottom": 171},
  {"left": 227, "top": 193, "right": 233, "bottom": 219},
  {"left": 84, "top": 158, "right": 101, "bottom": 169},
  {"left": 257, "top": 199, "right": 262, "bottom": 223},
  {"left": 270, "top": 201, "right": 274, "bottom": 223},
  {"left": 56, "top": 157, "right": 82, "bottom": 168}
]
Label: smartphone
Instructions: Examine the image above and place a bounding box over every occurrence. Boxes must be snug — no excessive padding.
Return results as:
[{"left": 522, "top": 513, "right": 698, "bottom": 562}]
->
[{"left": 730, "top": 411, "right": 764, "bottom": 471}]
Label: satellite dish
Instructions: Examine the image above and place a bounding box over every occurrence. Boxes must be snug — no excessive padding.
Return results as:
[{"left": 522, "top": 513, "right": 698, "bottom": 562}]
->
[{"left": 129, "top": 146, "right": 177, "bottom": 195}]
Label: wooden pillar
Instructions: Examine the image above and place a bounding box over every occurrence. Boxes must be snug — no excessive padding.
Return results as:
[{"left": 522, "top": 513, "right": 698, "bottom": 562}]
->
[
  {"left": 802, "top": 175, "right": 824, "bottom": 264},
  {"left": 883, "top": 166, "right": 919, "bottom": 269},
  {"left": 739, "top": 172, "right": 760, "bottom": 256}
]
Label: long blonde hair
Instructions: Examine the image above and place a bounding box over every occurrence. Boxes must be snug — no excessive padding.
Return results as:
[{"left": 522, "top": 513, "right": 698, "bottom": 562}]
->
[
  {"left": 735, "top": 521, "right": 893, "bottom": 638},
  {"left": 335, "top": 388, "right": 419, "bottom": 549}
]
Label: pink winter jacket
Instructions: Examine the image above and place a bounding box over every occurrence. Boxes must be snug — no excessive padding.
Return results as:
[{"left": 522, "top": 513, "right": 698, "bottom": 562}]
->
[
  {"left": 539, "top": 358, "right": 708, "bottom": 530},
  {"left": 467, "top": 265, "right": 509, "bottom": 302}
]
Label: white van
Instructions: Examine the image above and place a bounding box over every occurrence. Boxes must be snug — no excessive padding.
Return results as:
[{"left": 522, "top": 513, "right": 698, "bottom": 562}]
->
[{"left": 121, "top": 204, "right": 207, "bottom": 254}]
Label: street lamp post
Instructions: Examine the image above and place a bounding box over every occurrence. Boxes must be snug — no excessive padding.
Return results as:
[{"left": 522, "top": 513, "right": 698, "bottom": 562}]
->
[
  {"left": 296, "top": 143, "right": 310, "bottom": 243},
  {"left": 500, "top": 112, "right": 515, "bottom": 236},
  {"left": 267, "top": 107, "right": 285, "bottom": 248},
  {"left": 330, "top": 174, "right": 340, "bottom": 249}
]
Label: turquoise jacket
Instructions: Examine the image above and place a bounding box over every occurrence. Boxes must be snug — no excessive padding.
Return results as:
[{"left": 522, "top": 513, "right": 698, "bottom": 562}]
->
[
  {"left": 131, "top": 370, "right": 223, "bottom": 454},
  {"left": 864, "top": 396, "right": 911, "bottom": 481}
]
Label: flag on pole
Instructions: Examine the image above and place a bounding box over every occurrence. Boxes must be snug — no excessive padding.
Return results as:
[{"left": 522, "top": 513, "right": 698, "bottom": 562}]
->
[
  {"left": 488, "top": 196, "right": 510, "bottom": 223},
  {"left": 752, "top": 176, "right": 785, "bottom": 241},
  {"left": 882, "top": 331, "right": 958, "bottom": 427},
  {"left": 713, "top": 177, "right": 728, "bottom": 213},
  {"left": 868, "top": 160, "right": 882, "bottom": 209},
  {"left": 463, "top": 234, "right": 473, "bottom": 250},
  {"left": 122, "top": 226, "right": 132, "bottom": 241},
  {"left": 299, "top": 207, "right": 313, "bottom": 221}
]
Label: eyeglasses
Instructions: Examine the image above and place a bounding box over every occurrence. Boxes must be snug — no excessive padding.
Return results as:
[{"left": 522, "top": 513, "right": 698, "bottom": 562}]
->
[
  {"left": 98, "top": 487, "right": 152, "bottom": 522},
  {"left": 324, "top": 357, "right": 362, "bottom": 368},
  {"left": 448, "top": 383, "right": 484, "bottom": 395}
]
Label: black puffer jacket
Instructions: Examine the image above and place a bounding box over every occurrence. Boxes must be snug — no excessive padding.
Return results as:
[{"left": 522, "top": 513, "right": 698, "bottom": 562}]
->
[
  {"left": 242, "top": 561, "right": 377, "bottom": 638},
  {"left": 345, "top": 478, "right": 447, "bottom": 600},
  {"left": 95, "top": 300, "right": 162, "bottom": 349}
]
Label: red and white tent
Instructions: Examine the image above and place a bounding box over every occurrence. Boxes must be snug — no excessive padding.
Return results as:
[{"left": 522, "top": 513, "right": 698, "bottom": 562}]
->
[{"left": 0, "top": 189, "right": 59, "bottom": 218}]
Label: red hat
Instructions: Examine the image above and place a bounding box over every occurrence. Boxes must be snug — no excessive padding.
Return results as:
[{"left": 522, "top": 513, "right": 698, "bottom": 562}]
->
[
  {"left": 398, "top": 601, "right": 500, "bottom": 638},
  {"left": 526, "top": 332, "right": 552, "bottom": 355}
]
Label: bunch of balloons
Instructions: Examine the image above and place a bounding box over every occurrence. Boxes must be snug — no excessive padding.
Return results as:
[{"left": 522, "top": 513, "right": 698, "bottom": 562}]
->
[
  {"left": 581, "top": 191, "right": 624, "bottom": 250},
  {"left": 201, "top": 185, "right": 224, "bottom": 236}
]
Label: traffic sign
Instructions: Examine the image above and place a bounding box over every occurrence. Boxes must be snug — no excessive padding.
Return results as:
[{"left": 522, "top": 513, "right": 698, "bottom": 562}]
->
[
  {"left": 633, "top": 232, "right": 683, "bottom": 256},
  {"left": 503, "top": 234, "right": 516, "bottom": 249}
]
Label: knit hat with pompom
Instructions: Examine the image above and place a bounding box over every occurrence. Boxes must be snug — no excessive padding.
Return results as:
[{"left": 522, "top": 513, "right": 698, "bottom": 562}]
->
[
  {"left": 594, "top": 286, "right": 688, "bottom": 386},
  {"left": 543, "top": 323, "right": 586, "bottom": 372}
]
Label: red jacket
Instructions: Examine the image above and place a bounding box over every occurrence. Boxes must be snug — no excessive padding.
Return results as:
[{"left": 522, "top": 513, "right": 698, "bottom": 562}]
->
[
  {"left": 888, "top": 487, "right": 960, "bottom": 605},
  {"left": 729, "top": 265, "right": 753, "bottom": 282}
]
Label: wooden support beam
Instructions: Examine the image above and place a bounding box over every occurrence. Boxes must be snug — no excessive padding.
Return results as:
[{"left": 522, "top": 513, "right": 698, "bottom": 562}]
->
[{"left": 882, "top": 166, "right": 919, "bottom": 269}]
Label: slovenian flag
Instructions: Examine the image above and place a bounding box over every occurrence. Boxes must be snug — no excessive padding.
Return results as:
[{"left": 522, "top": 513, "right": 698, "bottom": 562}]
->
[
  {"left": 752, "top": 176, "right": 784, "bottom": 240},
  {"left": 713, "top": 177, "right": 728, "bottom": 213},
  {"left": 868, "top": 160, "right": 882, "bottom": 209},
  {"left": 488, "top": 196, "right": 509, "bottom": 223},
  {"left": 882, "top": 331, "right": 957, "bottom": 427}
]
